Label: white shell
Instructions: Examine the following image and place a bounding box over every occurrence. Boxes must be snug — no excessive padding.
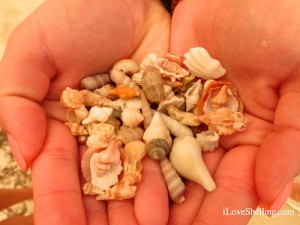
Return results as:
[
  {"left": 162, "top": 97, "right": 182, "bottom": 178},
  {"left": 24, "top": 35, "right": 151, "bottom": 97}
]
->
[
  {"left": 184, "top": 80, "right": 203, "bottom": 112},
  {"left": 170, "top": 136, "right": 216, "bottom": 192},
  {"left": 121, "top": 108, "right": 144, "bottom": 127},
  {"left": 113, "top": 59, "right": 139, "bottom": 75},
  {"left": 90, "top": 140, "right": 123, "bottom": 191},
  {"left": 196, "top": 130, "right": 219, "bottom": 152},
  {"left": 143, "top": 112, "right": 172, "bottom": 145},
  {"left": 124, "top": 97, "right": 142, "bottom": 110},
  {"left": 82, "top": 106, "right": 113, "bottom": 124},
  {"left": 157, "top": 95, "right": 185, "bottom": 114},
  {"left": 183, "top": 47, "right": 226, "bottom": 80},
  {"left": 158, "top": 112, "right": 194, "bottom": 138}
]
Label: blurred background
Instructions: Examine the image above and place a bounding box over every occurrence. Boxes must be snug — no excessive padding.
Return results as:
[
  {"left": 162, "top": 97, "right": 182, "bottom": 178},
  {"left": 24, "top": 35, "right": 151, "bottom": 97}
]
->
[{"left": 0, "top": 0, "right": 299, "bottom": 224}]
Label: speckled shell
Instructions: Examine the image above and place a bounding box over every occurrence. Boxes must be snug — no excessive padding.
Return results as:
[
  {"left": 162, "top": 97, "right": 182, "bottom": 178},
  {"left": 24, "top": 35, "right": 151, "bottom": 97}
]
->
[
  {"left": 112, "top": 59, "right": 139, "bottom": 76},
  {"left": 60, "top": 87, "right": 84, "bottom": 109},
  {"left": 196, "top": 130, "right": 219, "bottom": 152},
  {"left": 146, "top": 138, "right": 170, "bottom": 160},
  {"left": 81, "top": 74, "right": 111, "bottom": 91},
  {"left": 82, "top": 106, "right": 113, "bottom": 124},
  {"left": 141, "top": 66, "right": 164, "bottom": 103},
  {"left": 183, "top": 47, "right": 226, "bottom": 80},
  {"left": 170, "top": 136, "right": 216, "bottom": 192},
  {"left": 116, "top": 126, "right": 144, "bottom": 144},
  {"left": 198, "top": 107, "right": 248, "bottom": 136},
  {"left": 108, "top": 85, "right": 140, "bottom": 99},
  {"left": 110, "top": 68, "right": 140, "bottom": 91},
  {"left": 184, "top": 80, "right": 203, "bottom": 112},
  {"left": 166, "top": 105, "right": 201, "bottom": 126},
  {"left": 140, "top": 91, "right": 154, "bottom": 129},
  {"left": 65, "top": 122, "right": 88, "bottom": 136}
]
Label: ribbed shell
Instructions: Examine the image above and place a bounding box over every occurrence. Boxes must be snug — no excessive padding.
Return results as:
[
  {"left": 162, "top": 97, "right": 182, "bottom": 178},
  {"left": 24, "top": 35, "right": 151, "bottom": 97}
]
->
[
  {"left": 146, "top": 138, "right": 170, "bottom": 160},
  {"left": 110, "top": 68, "right": 140, "bottom": 91},
  {"left": 140, "top": 91, "right": 154, "bottom": 129},
  {"left": 81, "top": 74, "right": 111, "bottom": 91}
]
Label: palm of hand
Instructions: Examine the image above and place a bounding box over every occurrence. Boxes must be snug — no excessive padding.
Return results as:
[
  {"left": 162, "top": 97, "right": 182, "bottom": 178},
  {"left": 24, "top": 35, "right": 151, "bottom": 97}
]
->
[{"left": 169, "top": 0, "right": 300, "bottom": 224}]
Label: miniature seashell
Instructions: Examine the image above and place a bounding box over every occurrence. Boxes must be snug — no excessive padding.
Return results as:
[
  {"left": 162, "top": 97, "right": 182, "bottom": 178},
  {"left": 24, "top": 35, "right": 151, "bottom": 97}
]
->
[
  {"left": 94, "top": 84, "right": 119, "bottom": 100},
  {"left": 143, "top": 112, "right": 172, "bottom": 146},
  {"left": 140, "top": 92, "right": 154, "bottom": 129},
  {"left": 196, "top": 130, "right": 219, "bottom": 152},
  {"left": 183, "top": 47, "right": 226, "bottom": 80},
  {"left": 110, "top": 68, "right": 140, "bottom": 91},
  {"left": 146, "top": 138, "right": 185, "bottom": 204},
  {"left": 124, "top": 141, "right": 146, "bottom": 163},
  {"left": 198, "top": 107, "right": 248, "bottom": 136},
  {"left": 131, "top": 72, "right": 143, "bottom": 86},
  {"left": 162, "top": 78, "right": 184, "bottom": 88},
  {"left": 184, "top": 79, "right": 203, "bottom": 112},
  {"left": 105, "top": 115, "right": 121, "bottom": 132},
  {"left": 176, "top": 75, "right": 195, "bottom": 93},
  {"left": 64, "top": 122, "right": 88, "bottom": 136},
  {"left": 85, "top": 122, "right": 115, "bottom": 136},
  {"left": 163, "top": 85, "right": 175, "bottom": 100},
  {"left": 60, "top": 87, "right": 84, "bottom": 109},
  {"left": 164, "top": 52, "right": 184, "bottom": 66},
  {"left": 141, "top": 66, "right": 165, "bottom": 103},
  {"left": 89, "top": 139, "right": 123, "bottom": 191},
  {"left": 123, "top": 97, "right": 142, "bottom": 110},
  {"left": 170, "top": 136, "right": 216, "bottom": 192},
  {"left": 81, "top": 74, "right": 111, "bottom": 91},
  {"left": 108, "top": 85, "right": 140, "bottom": 99},
  {"left": 166, "top": 105, "right": 201, "bottom": 126},
  {"left": 158, "top": 112, "right": 194, "bottom": 138},
  {"left": 82, "top": 106, "right": 113, "bottom": 124},
  {"left": 161, "top": 61, "right": 189, "bottom": 78},
  {"left": 112, "top": 59, "right": 139, "bottom": 76},
  {"left": 116, "top": 126, "right": 144, "bottom": 144},
  {"left": 77, "top": 135, "right": 88, "bottom": 144},
  {"left": 86, "top": 134, "right": 114, "bottom": 149},
  {"left": 121, "top": 108, "right": 144, "bottom": 127},
  {"left": 157, "top": 95, "right": 185, "bottom": 114}
]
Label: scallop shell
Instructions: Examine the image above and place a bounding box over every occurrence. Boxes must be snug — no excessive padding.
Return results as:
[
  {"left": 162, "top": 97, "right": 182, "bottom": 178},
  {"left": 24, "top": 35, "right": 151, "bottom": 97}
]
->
[
  {"left": 158, "top": 112, "right": 194, "bottom": 138},
  {"left": 110, "top": 68, "right": 140, "bottom": 91},
  {"left": 196, "top": 130, "right": 219, "bottom": 152},
  {"left": 124, "top": 141, "right": 146, "bottom": 163},
  {"left": 81, "top": 74, "right": 111, "bottom": 91},
  {"left": 108, "top": 85, "right": 140, "bottom": 99},
  {"left": 157, "top": 95, "right": 185, "bottom": 114},
  {"left": 143, "top": 112, "right": 172, "bottom": 146},
  {"left": 170, "top": 136, "right": 216, "bottom": 192},
  {"left": 112, "top": 59, "right": 139, "bottom": 76},
  {"left": 166, "top": 105, "right": 201, "bottom": 126},
  {"left": 60, "top": 87, "right": 84, "bottom": 109},
  {"left": 85, "top": 122, "right": 115, "bottom": 136},
  {"left": 121, "top": 108, "right": 144, "bottom": 127},
  {"left": 198, "top": 107, "right": 248, "bottom": 136},
  {"left": 82, "top": 106, "right": 113, "bottom": 124},
  {"left": 184, "top": 79, "right": 203, "bottom": 112},
  {"left": 183, "top": 47, "right": 226, "bottom": 80},
  {"left": 140, "top": 91, "right": 154, "bottom": 129},
  {"left": 64, "top": 122, "right": 88, "bottom": 136},
  {"left": 141, "top": 66, "right": 165, "bottom": 103},
  {"left": 116, "top": 126, "right": 144, "bottom": 144}
]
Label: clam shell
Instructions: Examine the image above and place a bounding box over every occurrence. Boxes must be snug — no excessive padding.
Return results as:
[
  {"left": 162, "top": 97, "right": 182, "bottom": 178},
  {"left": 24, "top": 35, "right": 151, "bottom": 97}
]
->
[
  {"left": 196, "top": 130, "right": 219, "bottom": 152},
  {"left": 141, "top": 66, "right": 164, "bottom": 103},
  {"left": 170, "top": 136, "right": 216, "bottom": 192},
  {"left": 82, "top": 106, "right": 113, "bottom": 124},
  {"left": 121, "top": 108, "right": 144, "bottom": 127},
  {"left": 81, "top": 74, "right": 111, "bottom": 91},
  {"left": 110, "top": 68, "right": 140, "bottom": 91},
  {"left": 116, "top": 126, "right": 144, "bottom": 144},
  {"left": 183, "top": 47, "right": 226, "bottom": 80},
  {"left": 60, "top": 87, "right": 84, "bottom": 109},
  {"left": 166, "top": 105, "right": 201, "bottom": 126},
  {"left": 112, "top": 59, "right": 139, "bottom": 76},
  {"left": 124, "top": 141, "right": 146, "bottom": 163}
]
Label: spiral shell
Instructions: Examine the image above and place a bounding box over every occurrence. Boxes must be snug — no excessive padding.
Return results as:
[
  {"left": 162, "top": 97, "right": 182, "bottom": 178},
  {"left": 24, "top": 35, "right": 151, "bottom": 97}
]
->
[
  {"left": 140, "top": 91, "right": 154, "bottom": 129},
  {"left": 146, "top": 138, "right": 170, "bottom": 160},
  {"left": 66, "top": 104, "right": 89, "bottom": 123},
  {"left": 141, "top": 66, "right": 164, "bottom": 103},
  {"left": 108, "top": 85, "right": 140, "bottom": 99},
  {"left": 81, "top": 74, "right": 112, "bottom": 91},
  {"left": 110, "top": 68, "right": 140, "bottom": 91},
  {"left": 116, "top": 126, "right": 144, "bottom": 144},
  {"left": 60, "top": 87, "right": 84, "bottom": 109}
]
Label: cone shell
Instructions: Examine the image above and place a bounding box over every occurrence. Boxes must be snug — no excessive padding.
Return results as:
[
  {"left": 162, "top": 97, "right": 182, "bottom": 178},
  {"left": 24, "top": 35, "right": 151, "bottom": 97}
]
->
[
  {"left": 116, "top": 126, "right": 144, "bottom": 144},
  {"left": 60, "top": 87, "right": 84, "bottom": 109},
  {"left": 183, "top": 47, "right": 226, "bottom": 80},
  {"left": 184, "top": 80, "right": 202, "bottom": 112},
  {"left": 81, "top": 74, "right": 111, "bottom": 91},
  {"left": 170, "top": 136, "right": 216, "bottom": 192}
]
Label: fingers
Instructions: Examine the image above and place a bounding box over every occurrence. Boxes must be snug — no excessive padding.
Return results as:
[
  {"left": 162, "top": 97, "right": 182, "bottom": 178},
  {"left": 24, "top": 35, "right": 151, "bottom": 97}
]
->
[
  {"left": 168, "top": 148, "right": 225, "bottom": 225},
  {"left": 193, "top": 146, "right": 259, "bottom": 225},
  {"left": 108, "top": 199, "right": 138, "bottom": 225},
  {"left": 0, "top": 188, "right": 33, "bottom": 210},
  {"left": 134, "top": 156, "right": 169, "bottom": 225},
  {"left": 31, "top": 119, "right": 86, "bottom": 225}
]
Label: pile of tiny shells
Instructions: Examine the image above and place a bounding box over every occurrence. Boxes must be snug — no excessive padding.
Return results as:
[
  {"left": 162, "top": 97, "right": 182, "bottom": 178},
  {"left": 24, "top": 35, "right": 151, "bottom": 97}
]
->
[{"left": 60, "top": 47, "right": 249, "bottom": 203}]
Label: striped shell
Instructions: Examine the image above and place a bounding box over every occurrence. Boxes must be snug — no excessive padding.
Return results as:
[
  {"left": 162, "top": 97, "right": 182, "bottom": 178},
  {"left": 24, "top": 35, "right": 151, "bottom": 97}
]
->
[
  {"left": 110, "top": 68, "right": 140, "bottom": 91},
  {"left": 81, "top": 74, "right": 111, "bottom": 91}
]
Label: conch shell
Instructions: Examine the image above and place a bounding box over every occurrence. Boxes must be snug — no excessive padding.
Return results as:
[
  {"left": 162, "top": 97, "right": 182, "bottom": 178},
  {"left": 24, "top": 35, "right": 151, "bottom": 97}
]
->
[
  {"left": 183, "top": 47, "right": 226, "bottom": 80},
  {"left": 170, "top": 136, "right": 216, "bottom": 192}
]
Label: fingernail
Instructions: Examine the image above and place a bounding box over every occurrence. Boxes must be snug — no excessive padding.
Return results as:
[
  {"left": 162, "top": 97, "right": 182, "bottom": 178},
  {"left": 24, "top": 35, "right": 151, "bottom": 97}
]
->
[
  {"left": 259, "top": 179, "right": 294, "bottom": 216},
  {"left": 7, "top": 134, "right": 28, "bottom": 171}
]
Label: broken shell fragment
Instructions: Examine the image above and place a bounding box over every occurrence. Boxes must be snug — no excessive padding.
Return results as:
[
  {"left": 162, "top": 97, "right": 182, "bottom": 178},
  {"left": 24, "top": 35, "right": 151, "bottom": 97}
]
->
[
  {"left": 196, "top": 130, "right": 219, "bottom": 152},
  {"left": 85, "top": 122, "right": 115, "bottom": 136},
  {"left": 170, "top": 136, "right": 216, "bottom": 192},
  {"left": 81, "top": 74, "right": 111, "bottom": 91},
  {"left": 166, "top": 105, "right": 201, "bottom": 126},
  {"left": 65, "top": 122, "right": 88, "bottom": 136},
  {"left": 60, "top": 87, "right": 84, "bottom": 109},
  {"left": 82, "top": 106, "right": 113, "bottom": 124},
  {"left": 157, "top": 95, "right": 185, "bottom": 114},
  {"left": 183, "top": 47, "right": 226, "bottom": 80}
]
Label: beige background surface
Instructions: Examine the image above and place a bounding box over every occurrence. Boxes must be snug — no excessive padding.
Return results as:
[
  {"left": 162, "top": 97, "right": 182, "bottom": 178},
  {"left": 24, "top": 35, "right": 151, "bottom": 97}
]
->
[{"left": 0, "top": 0, "right": 299, "bottom": 224}]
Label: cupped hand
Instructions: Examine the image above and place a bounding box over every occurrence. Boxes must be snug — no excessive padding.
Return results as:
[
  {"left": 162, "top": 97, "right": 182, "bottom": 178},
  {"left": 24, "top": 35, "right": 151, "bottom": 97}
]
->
[
  {"left": 170, "top": 0, "right": 300, "bottom": 224},
  {"left": 0, "top": 0, "right": 170, "bottom": 224}
]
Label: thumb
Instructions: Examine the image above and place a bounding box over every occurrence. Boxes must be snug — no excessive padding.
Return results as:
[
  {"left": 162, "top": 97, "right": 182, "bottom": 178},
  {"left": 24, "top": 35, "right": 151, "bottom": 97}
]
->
[{"left": 0, "top": 19, "right": 54, "bottom": 170}]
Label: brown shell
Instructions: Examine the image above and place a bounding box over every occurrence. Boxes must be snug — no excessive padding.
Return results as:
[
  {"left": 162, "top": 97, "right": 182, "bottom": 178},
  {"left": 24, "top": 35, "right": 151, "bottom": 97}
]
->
[
  {"left": 140, "top": 91, "right": 154, "bottom": 129},
  {"left": 116, "top": 126, "right": 144, "bottom": 144},
  {"left": 141, "top": 66, "right": 164, "bottom": 103},
  {"left": 81, "top": 74, "right": 111, "bottom": 91},
  {"left": 146, "top": 138, "right": 170, "bottom": 161}
]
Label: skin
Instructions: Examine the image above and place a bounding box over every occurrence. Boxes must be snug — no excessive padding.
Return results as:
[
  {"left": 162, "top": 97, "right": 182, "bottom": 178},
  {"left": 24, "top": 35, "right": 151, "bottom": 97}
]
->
[
  {"left": 170, "top": 0, "right": 300, "bottom": 224},
  {"left": 1, "top": 0, "right": 300, "bottom": 224}
]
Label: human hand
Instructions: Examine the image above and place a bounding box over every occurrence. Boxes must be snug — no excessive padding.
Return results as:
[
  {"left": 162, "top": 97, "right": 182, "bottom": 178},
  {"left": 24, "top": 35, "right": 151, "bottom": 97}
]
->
[
  {"left": 0, "top": 0, "right": 170, "bottom": 224},
  {"left": 169, "top": 0, "right": 300, "bottom": 224}
]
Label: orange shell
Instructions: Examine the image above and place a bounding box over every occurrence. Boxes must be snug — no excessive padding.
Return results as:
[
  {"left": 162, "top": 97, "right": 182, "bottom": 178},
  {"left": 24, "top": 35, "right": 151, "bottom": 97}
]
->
[{"left": 108, "top": 85, "right": 140, "bottom": 99}]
